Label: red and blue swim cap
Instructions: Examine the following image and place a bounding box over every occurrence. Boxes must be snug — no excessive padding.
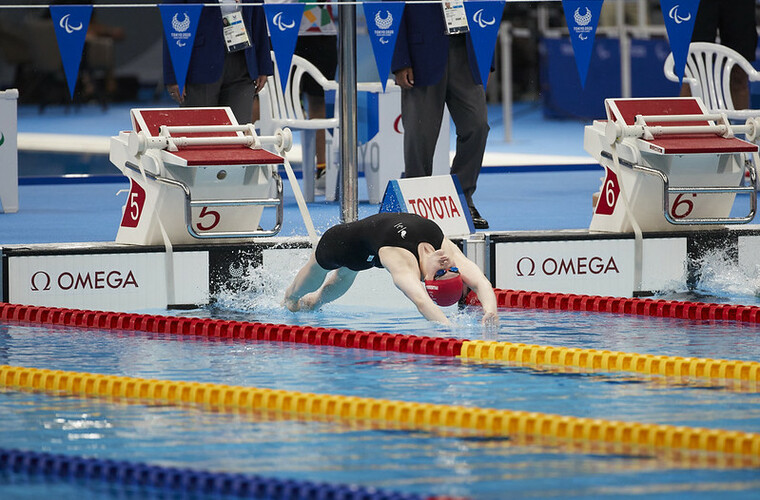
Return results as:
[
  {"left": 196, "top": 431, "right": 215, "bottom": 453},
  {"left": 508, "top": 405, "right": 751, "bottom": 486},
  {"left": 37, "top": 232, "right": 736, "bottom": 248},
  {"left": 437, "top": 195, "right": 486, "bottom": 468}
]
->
[{"left": 424, "top": 268, "right": 464, "bottom": 307}]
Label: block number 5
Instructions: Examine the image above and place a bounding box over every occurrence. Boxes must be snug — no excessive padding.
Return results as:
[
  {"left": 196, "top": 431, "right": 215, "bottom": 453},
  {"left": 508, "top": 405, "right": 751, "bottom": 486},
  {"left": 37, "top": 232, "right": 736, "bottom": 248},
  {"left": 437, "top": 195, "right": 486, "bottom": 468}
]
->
[{"left": 196, "top": 206, "right": 221, "bottom": 231}]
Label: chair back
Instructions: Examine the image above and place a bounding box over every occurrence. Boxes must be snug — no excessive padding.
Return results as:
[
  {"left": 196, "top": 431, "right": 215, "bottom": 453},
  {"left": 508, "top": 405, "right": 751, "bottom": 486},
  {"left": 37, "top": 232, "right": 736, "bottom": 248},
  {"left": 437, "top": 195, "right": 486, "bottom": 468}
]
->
[
  {"left": 257, "top": 52, "right": 339, "bottom": 134},
  {"left": 664, "top": 42, "right": 760, "bottom": 119}
]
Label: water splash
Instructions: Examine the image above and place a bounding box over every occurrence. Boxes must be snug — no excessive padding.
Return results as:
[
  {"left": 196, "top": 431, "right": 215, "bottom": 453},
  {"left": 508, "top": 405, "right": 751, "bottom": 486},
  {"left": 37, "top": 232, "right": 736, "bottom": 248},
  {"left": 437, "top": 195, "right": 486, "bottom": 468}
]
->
[
  {"left": 692, "top": 248, "right": 760, "bottom": 303},
  {"left": 214, "top": 250, "right": 306, "bottom": 316}
]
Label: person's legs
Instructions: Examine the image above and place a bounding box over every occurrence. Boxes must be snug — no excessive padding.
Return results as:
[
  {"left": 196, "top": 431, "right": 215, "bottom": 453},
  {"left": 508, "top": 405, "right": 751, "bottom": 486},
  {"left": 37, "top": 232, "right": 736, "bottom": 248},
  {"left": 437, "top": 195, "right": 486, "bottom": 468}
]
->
[
  {"left": 401, "top": 78, "right": 447, "bottom": 178},
  {"left": 730, "top": 66, "right": 751, "bottom": 110},
  {"left": 715, "top": 0, "right": 757, "bottom": 110},
  {"left": 445, "top": 36, "right": 489, "bottom": 205},
  {"left": 183, "top": 79, "right": 222, "bottom": 108},
  {"left": 307, "top": 94, "right": 327, "bottom": 167},
  {"left": 295, "top": 35, "right": 338, "bottom": 183},
  {"left": 218, "top": 51, "right": 256, "bottom": 124}
]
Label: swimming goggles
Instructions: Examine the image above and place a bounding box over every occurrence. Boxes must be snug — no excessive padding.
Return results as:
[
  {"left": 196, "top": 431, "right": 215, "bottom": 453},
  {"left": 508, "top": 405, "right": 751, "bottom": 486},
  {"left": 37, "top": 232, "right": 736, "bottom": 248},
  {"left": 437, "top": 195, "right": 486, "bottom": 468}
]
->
[{"left": 434, "top": 267, "right": 459, "bottom": 279}]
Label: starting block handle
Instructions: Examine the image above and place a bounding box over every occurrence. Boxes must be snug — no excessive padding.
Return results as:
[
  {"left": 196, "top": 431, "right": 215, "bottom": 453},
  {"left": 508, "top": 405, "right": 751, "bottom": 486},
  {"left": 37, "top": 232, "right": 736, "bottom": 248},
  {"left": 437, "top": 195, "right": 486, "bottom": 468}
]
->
[
  {"left": 601, "top": 151, "right": 758, "bottom": 225},
  {"left": 606, "top": 112, "right": 760, "bottom": 143},
  {"left": 128, "top": 126, "right": 293, "bottom": 155},
  {"left": 124, "top": 160, "right": 285, "bottom": 238}
]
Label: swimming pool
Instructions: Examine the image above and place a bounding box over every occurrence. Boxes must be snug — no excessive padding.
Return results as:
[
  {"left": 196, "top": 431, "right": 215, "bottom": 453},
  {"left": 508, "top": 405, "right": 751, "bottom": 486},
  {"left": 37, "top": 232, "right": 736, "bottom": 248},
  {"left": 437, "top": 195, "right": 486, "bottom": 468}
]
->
[{"left": 2, "top": 268, "right": 760, "bottom": 500}]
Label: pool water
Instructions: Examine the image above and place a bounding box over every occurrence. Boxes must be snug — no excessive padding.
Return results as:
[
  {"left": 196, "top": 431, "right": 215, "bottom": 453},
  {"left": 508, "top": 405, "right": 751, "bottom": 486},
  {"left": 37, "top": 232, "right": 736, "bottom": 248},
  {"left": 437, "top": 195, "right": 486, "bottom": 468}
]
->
[
  {"left": 2, "top": 245, "right": 760, "bottom": 499},
  {"left": 2, "top": 284, "right": 760, "bottom": 499}
]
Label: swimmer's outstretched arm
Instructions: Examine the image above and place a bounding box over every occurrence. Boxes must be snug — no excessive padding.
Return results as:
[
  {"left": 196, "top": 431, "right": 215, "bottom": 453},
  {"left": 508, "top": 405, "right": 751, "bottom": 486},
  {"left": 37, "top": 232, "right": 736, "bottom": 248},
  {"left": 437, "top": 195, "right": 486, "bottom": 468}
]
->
[
  {"left": 379, "top": 248, "right": 450, "bottom": 325},
  {"left": 283, "top": 252, "right": 329, "bottom": 311},
  {"left": 298, "top": 267, "right": 358, "bottom": 310},
  {"left": 442, "top": 240, "right": 499, "bottom": 326}
]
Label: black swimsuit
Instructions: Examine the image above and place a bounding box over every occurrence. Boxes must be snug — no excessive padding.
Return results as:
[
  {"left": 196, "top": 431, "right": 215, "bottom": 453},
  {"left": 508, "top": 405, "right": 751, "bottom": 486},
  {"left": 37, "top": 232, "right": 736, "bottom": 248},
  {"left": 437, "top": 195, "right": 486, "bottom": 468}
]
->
[{"left": 314, "top": 213, "right": 445, "bottom": 271}]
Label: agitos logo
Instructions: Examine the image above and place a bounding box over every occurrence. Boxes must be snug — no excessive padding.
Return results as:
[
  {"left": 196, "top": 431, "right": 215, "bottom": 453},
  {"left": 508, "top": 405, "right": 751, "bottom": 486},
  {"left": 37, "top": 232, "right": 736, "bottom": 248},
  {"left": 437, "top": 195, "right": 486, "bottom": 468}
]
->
[
  {"left": 30, "top": 269, "right": 139, "bottom": 292},
  {"left": 515, "top": 255, "right": 619, "bottom": 277}
]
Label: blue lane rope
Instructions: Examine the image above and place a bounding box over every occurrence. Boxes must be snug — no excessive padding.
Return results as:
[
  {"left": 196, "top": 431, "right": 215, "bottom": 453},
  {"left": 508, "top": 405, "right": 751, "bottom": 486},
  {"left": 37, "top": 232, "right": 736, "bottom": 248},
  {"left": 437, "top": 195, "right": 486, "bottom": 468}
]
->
[{"left": 0, "top": 448, "right": 430, "bottom": 500}]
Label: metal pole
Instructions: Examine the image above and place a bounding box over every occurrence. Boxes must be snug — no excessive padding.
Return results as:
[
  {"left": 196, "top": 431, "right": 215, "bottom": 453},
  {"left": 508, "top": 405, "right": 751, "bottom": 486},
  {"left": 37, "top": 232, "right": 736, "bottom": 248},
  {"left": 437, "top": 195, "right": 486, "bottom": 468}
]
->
[
  {"left": 499, "top": 22, "right": 512, "bottom": 142},
  {"left": 617, "top": 0, "right": 632, "bottom": 98},
  {"left": 338, "top": 4, "right": 358, "bottom": 223}
]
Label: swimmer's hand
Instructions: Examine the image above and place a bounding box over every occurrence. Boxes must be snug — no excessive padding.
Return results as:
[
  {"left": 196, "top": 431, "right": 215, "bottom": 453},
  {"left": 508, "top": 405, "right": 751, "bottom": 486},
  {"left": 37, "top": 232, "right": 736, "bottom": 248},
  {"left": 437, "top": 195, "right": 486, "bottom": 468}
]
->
[
  {"left": 283, "top": 292, "right": 321, "bottom": 312},
  {"left": 297, "top": 292, "right": 320, "bottom": 311},
  {"left": 283, "top": 297, "right": 301, "bottom": 312},
  {"left": 481, "top": 311, "right": 499, "bottom": 327}
]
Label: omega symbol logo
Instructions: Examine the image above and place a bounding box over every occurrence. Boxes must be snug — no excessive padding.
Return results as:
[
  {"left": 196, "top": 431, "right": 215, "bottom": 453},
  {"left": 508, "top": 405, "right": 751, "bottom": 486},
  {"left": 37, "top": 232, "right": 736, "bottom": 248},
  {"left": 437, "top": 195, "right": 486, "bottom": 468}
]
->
[
  {"left": 515, "top": 257, "right": 536, "bottom": 277},
  {"left": 30, "top": 271, "right": 52, "bottom": 291},
  {"left": 59, "top": 14, "right": 83, "bottom": 34}
]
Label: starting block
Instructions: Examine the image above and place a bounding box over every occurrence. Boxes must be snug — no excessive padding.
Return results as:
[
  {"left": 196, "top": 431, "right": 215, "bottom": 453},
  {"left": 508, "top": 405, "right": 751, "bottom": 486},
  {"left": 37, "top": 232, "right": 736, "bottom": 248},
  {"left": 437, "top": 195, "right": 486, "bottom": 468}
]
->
[
  {"left": 110, "top": 107, "right": 294, "bottom": 245},
  {"left": 584, "top": 97, "right": 759, "bottom": 233}
]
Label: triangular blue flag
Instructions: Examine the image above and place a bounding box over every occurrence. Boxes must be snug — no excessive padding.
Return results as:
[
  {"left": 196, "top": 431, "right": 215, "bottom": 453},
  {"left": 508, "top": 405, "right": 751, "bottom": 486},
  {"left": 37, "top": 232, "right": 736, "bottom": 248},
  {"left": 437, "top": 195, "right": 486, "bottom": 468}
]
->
[
  {"left": 660, "top": 0, "right": 700, "bottom": 83},
  {"left": 363, "top": 2, "right": 405, "bottom": 91},
  {"left": 379, "top": 180, "right": 407, "bottom": 213},
  {"left": 462, "top": 0, "right": 504, "bottom": 88},
  {"left": 159, "top": 4, "right": 203, "bottom": 96},
  {"left": 50, "top": 5, "right": 93, "bottom": 99},
  {"left": 264, "top": 3, "right": 304, "bottom": 90},
  {"left": 562, "top": 0, "right": 605, "bottom": 88}
]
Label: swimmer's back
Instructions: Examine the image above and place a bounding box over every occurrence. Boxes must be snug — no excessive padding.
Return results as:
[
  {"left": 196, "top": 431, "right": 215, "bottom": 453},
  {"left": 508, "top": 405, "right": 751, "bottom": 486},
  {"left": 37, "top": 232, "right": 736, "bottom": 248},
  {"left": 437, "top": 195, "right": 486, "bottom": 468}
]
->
[{"left": 315, "top": 213, "right": 444, "bottom": 271}]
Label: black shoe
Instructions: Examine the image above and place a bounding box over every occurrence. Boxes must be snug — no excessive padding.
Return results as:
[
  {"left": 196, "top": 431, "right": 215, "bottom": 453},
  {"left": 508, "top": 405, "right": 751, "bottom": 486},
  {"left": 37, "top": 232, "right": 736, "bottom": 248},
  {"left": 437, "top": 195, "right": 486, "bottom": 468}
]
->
[{"left": 469, "top": 205, "right": 489, "bottom": 229}]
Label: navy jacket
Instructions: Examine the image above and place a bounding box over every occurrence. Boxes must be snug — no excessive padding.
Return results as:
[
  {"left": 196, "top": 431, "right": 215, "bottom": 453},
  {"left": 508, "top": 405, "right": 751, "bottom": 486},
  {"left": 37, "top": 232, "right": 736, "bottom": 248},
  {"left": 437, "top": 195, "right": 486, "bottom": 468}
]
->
[
  {"left": 163, "top": 0, "right": 273, "bottom": 85},
  {"left": 390, "top": 2, "right": 482, "bottom": 87}
]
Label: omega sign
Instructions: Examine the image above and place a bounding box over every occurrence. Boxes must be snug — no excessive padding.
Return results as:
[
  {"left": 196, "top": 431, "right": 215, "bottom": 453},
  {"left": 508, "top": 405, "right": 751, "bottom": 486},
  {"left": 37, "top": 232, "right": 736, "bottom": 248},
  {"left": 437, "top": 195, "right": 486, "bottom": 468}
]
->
[
  {"left": 30, "top": 269, "right": 138, "bottom": 292},
  {"left": 515, "top": 255, "right": 620, "bottom": 277}
]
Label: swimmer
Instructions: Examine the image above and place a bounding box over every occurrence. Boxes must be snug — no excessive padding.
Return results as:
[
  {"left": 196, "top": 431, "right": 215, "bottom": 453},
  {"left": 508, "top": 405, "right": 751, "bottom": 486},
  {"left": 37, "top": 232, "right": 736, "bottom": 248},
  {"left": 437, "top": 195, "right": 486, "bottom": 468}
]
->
[{"left": 283, "top": 212, "right": 499, "bottom": 326}]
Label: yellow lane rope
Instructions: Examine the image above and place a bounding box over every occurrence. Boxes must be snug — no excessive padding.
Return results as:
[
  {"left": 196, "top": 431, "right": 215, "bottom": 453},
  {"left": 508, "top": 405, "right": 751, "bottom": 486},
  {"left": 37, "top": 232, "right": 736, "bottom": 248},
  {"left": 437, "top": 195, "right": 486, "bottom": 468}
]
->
[
  {"left": 1, "top": 364, "right": 758, "bottom": 458},
  {"left": 2, "top": 304, "right": 759, "bottom": 386},
  {"left": 460, "top": 340, "right": 760, "bottom": 386}
]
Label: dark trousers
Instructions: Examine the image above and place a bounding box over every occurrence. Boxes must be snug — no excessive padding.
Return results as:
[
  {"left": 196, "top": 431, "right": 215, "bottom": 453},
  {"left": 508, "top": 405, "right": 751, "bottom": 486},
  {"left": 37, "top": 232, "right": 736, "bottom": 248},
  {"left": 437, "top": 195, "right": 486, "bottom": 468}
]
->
[
  {"left": 400, "top": 34, "right": 489, "bottom": 206},
  {"left": 183, "top": 51, "right": 255, "bottom": 125}
]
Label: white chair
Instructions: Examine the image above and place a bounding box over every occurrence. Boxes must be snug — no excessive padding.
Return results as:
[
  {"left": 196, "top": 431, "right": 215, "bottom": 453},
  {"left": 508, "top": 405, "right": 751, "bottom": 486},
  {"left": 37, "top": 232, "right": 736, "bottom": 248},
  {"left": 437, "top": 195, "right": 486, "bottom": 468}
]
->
[
  {"left": 257, "top": 52, "right": 339, "bottom": 202},
  {"left": 664, "top": 42, "right": 760, "bottom": 120}
]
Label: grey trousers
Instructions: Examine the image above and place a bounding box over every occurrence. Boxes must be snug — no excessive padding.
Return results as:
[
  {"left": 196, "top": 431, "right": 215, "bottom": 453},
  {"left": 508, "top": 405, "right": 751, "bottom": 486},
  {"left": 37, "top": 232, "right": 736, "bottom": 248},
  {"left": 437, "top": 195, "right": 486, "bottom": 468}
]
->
[
  {"left": 183, "top": 50, "right": 256, "bottom": 125},
  {"left": 400, "top": 34, "right": 489, "bottom": 206}
]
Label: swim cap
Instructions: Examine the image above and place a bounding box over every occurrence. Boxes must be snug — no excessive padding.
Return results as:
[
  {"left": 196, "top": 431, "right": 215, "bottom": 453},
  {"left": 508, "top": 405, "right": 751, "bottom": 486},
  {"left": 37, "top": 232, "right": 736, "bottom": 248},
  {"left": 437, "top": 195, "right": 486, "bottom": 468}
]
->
[{"left": 424, "top": 274, "right": 464, "bottom": 307}]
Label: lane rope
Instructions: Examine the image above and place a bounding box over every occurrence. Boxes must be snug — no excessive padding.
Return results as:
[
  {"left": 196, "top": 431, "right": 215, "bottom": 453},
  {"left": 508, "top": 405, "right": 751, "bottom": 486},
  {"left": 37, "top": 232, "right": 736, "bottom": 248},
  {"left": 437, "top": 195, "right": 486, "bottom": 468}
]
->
[
  {"left": 1, "top": 364, "right": 758, "bottom": 458},
  {"left": 0, "top": 447, "right": 430, "bottom": 500},
  {"left": 1, "top": 302, "right": 758, "bottom": 385}
]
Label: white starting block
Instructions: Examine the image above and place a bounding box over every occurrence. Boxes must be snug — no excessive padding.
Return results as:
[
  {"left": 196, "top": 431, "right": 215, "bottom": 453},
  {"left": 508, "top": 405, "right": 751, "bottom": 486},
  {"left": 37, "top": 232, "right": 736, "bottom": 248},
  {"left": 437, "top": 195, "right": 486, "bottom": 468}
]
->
[
  {"left": 110, "top": 107, "right": 297, "bottom": 246},
  {"left": 584, "top": 97, "right": 759, "bottom": 233}
]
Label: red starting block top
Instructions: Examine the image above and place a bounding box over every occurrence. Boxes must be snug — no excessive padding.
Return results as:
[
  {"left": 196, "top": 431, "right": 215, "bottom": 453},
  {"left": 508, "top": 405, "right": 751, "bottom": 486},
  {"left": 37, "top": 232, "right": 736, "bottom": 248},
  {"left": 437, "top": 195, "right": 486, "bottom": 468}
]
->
[
  {"left": 606, "top": 98, "right": 757, "bottom": 155},
  {"left": 130, "top": 107, "right": 284, "bottom": 166}
]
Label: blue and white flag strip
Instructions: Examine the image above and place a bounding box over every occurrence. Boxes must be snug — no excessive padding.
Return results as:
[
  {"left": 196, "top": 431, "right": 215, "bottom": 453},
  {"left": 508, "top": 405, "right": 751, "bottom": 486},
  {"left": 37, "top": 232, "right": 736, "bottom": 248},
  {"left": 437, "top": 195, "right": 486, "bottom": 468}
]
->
[
  {"left": 363, "top": 2, "right": 405, "bottom": 92},
  {"left": 660, "top": 0, "right": 700, "bottom": 83},
  {"left": 463, "top": 0, "right": 504, "bottom": 87},
  {"left": 50, "top": 5, "right": 92, "bottom": 99},
  {"left": 159, "top": 4, "right": 203, "bottom": 95},
  {"left": 264, "top": 3, "right": 304, "bottom": 90},
  {"left": 561, "top": 0, "right": 604, "bottom": 88}
]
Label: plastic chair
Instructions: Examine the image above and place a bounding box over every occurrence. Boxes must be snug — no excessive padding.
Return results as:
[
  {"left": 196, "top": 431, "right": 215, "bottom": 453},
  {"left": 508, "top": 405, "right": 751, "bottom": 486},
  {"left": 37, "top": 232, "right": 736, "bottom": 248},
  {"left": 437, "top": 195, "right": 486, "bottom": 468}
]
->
[
  {"left": 664, "top": 42, "right": 760, "bottom": 120},
  {"left": 257, "top": 52, "right": 339, "bottom": 202}
]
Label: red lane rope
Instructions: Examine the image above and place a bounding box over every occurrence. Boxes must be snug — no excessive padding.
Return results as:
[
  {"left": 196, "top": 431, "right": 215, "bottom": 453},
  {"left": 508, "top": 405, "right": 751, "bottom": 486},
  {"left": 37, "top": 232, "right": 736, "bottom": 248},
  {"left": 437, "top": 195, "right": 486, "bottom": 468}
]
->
[
  {"left": 466, "top": 289, "right": 760, "bottom": 322},
  {"left": 1, "top": 290, "right": 757, "bottom": 358},
  {"left": 0, "top": 303, "right": 463, "bottom": 357}
]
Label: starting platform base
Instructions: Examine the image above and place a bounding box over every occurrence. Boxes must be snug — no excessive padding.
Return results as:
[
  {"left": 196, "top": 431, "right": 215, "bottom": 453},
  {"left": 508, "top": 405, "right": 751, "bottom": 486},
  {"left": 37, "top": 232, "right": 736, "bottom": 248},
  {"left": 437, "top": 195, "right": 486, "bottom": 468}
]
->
[{"left": 3, "top": 226, "right": 760, "bottom": 311}]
